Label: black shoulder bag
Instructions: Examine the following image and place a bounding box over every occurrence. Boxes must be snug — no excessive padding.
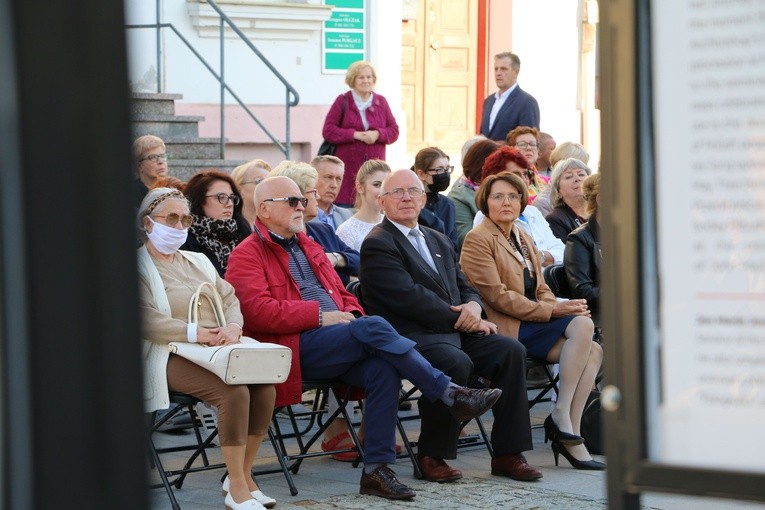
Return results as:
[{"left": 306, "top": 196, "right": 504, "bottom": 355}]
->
[{"left": 318, "top": 95, "right": 347, "bottom": 156}]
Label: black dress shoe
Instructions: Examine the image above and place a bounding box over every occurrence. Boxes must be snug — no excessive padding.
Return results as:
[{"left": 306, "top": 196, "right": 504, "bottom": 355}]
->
[
  {"left": 360, "top": 465, "right": 416, "bottom": 500},
  {"left": 449, "top": 387, "right": 502, "bottom": 422}
]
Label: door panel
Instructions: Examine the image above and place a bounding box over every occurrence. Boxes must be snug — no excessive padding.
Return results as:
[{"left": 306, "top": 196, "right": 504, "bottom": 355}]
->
[{"left": 403, "top": 0, "right": 478, "bottom": 153}]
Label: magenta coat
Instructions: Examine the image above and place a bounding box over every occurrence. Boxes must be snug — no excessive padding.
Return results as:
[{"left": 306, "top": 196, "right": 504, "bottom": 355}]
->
[
  {"left": 321, "top": 90, "right": 399, "bottom": 205},
  {"left": 225, "top": 219, "right": 364, "bottom": 407}
]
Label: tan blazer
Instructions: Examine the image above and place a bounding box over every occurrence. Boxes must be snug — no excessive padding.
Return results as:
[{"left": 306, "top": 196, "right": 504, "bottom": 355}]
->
[{"left": 460, "top": 218, "right": 556, "bottom": 339}]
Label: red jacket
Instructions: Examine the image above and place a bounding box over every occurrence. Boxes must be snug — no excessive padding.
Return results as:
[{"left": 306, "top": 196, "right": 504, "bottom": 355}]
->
[
  {"left": 225, "top": 219, "right": 364, "bottom": 406},
  {"left": 322, "top": 90, "right": 399, "bottom": 205}
]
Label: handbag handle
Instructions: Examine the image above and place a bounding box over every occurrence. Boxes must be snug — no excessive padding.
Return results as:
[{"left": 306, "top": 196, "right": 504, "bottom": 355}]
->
[{"left": 188, "top": 282, "right": 226, "bottom": 328}]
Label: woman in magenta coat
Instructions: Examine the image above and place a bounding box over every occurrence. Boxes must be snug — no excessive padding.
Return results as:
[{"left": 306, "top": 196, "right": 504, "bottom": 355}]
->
[{"left": 321, "top": 60, "right": 399, "bottom": 206}]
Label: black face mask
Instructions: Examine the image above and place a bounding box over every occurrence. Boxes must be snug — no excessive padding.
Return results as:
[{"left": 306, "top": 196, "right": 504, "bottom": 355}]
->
[{"left": 429, "top": 173, "right": 451, "bottom": 193}]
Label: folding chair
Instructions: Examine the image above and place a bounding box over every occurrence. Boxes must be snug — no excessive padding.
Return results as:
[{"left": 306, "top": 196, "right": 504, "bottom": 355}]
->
[
  {"left": 269, "top": 380, "right": 365, "bottom": 495},
  {"left": 148, "top": 391, "right": 293, "bottom": 508},
  {"left": 526, "top": 357, "right": 560, "bottom": 414},
  {"left": 543, "top": 264, "right": 571, "bottom": 298},
  {"left": 345, "top": 280, "right": 494, "bottom": 477}
]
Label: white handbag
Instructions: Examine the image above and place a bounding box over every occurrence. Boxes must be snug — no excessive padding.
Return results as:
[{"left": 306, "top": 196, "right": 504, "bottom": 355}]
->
[{"left": 169, "top": 282, "right": 291, "bottom": 385}]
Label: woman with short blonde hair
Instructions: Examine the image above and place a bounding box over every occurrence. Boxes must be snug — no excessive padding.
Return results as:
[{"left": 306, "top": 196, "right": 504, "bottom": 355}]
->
[{"left": 321, "top": 60, "right": 399, "bottom": 206}]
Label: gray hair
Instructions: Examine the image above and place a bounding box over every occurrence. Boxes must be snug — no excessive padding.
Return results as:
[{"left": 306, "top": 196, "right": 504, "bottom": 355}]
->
[
  {"left": 270, "top": 160, "right": 318, "bottom": 194},
  {"left": 550, "top": 141, "right": 590, "bottom": 167},
  {"left": 494, "top": 52, "right": 520, "bottom": 68},
  {"left": 460, "top": 135, "right": 488, "bottom": 162},
  {"left": 549, "top": 158, "right": 592, "bottom": 207},
  {"left": 310, "top": 154, "right": 344, "bottom": 170},
  {"left": 136, "top": 187, "right": 189, "bottom": 240}
]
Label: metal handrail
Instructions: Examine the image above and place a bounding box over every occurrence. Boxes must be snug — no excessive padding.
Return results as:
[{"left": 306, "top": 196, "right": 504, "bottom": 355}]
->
[{"left": 126, "top": 0, "right": 299, "bottom": 159}]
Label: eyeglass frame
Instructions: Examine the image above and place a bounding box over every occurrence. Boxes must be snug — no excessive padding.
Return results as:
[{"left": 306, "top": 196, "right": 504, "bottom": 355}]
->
[
  {"left": 427, "top": 165, "right": 454, "bottom": 175},
  {"left": 488, "top": 192, "right": 523, "bottom": 203},
  {"left": 380, "top": 187, "right": 425, "bottom": 199},
  {"left": 139, "top": 153, "right": 168, "bottom": 163},
  {"left": 514, "top": 141, "right": 538, "bottom": 150},
  {"left": 206, "top": 193, "right": 241, "bottom": 205},
  {"left": 151, "top": 213, "right": 193, "bottom": 228},
  {"left": 263, "top": 196, "right": 308, "bottom": 208}
]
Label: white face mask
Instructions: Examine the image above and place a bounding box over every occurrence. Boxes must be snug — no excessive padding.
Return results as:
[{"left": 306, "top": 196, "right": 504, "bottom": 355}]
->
[{"left": 146, "top": 217, "right": 188, "bottom": 254}]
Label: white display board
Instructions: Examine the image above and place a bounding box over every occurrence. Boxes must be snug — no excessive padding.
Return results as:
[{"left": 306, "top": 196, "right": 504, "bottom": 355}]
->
[{"left": 652, "top": 0, "right": 765, "bottom": 472}]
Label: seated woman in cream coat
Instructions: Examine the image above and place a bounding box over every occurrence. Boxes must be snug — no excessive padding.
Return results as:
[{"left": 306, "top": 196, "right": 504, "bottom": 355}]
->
[
  {"left": 460, "top": 173, "right": 604, "bottom": 471},
  {"left": 138, "top": 187, "right": 276, "bottom": 510}
]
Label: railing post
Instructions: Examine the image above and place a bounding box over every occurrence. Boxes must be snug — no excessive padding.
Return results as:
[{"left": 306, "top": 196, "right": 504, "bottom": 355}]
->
[
  {"left": 285, "top": 89, "right": 291, "bottom": 159},
  {"left": 155, "top": 0, "right": 161, "bottom": 92},
  {"left": 219, "top": 18, "right": 225, "bottom": 160},
  {"left": 127, "top": 0, "right": 301, "bottom": 162}
]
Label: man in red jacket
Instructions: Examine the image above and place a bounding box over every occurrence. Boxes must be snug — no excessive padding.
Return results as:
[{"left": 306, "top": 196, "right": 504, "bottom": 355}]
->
[{"left": 226, "top": 176, "right": 501, "bottom": 501}]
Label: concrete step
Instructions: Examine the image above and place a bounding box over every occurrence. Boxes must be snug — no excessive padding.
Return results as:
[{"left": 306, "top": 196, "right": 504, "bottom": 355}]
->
[
  {"left": 165, "top": 138, "right": 225, "bottom": 160},
  {"left": 132, "top": 115, "right": 205, "bottom": 138},
  {"left": 129, "top": 93, "right": 245, "bottom": 181},
  {"left": 130, "top": 93, "right": 183, "bottom": 116},
  {"left": 168, "top": 159, "right": 248, "bottom": 181}
]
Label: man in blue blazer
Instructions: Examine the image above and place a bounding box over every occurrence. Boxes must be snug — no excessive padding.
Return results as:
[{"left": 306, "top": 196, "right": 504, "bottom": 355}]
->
[
  {"left": 479, "top": 52, "right": 540, "bottom": 141},
  {"left": 310, "top": 155, "right": 354, "bottom": 230}
]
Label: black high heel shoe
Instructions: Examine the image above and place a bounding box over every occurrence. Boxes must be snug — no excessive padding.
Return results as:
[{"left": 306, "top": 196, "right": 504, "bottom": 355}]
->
[
  {"left": 544, "top": 414, "right": 584, "bottom": 445},
  {"left": 551, "top": 440, "right": 605, "bottom": 470}
]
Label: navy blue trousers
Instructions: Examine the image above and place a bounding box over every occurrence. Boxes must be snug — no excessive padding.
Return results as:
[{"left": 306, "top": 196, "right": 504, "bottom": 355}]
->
[{"left": 300, "top": 316, "right": 451, "bottom": 464}]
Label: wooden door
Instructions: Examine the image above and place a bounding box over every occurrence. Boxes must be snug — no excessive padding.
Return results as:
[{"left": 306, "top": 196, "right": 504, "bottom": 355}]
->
[{"left": 402, "top": 0, "right": 479, "bottom": 154}]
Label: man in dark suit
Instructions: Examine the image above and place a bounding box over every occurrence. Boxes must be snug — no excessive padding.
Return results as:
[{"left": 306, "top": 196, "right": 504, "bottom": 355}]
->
[
  {"left": 479, "top": 52, "right": 540, "bottom": 141},
  {"left": 360, "top": 169, "right": 542, "bottom": 483}
]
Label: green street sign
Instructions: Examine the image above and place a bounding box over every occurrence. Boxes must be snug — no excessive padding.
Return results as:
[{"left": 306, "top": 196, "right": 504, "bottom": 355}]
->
[
  {"left": 325, "top": 52, "right": 364, "bottom": 71},
  {"left": 321, "top": 1, "right": 365, "bottom": 73},
  {"left": 325, "top": 31, "right": 364, "bottom": 51},
  {"left": 325, "top": 11, "right": 364, "bottom": 30},
  {"left": 326, "top": 0, "right": 363, "bottom": 8}
]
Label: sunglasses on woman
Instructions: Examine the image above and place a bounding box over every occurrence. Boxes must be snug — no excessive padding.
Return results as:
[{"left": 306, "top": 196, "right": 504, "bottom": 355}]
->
[{"left": 152, "top": 213, "right": 193, "bottom": 228}]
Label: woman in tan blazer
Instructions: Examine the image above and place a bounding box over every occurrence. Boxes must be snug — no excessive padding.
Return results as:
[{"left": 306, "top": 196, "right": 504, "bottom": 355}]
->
[{"left": 460, "top": 173, "right": 604, "bottom": 471}]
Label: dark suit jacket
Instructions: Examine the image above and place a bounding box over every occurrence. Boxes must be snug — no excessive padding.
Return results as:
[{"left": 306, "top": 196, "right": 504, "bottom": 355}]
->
[
  {"left": 359, "top": 218, "right": 484, "bottom": 348},
  {"left": 479, "top": 85, "right": 540, "bottom": 141},
  {"left": 420, "top": 192, "right": 459, "bottom": 252}
]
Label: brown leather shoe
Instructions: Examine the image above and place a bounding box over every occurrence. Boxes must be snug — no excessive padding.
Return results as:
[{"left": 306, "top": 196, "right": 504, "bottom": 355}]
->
[
  {"left": 360, "top": 465, "right": 416, "bottom": 500},
  {"left": 416, "top": 456, "right": 463, "bottom": 482},
  {"left": 491, "top": 453, "right": 543, "bottom": 481},
  {"left": 450, "top": 387, "right": 502, "bottom": 422}
]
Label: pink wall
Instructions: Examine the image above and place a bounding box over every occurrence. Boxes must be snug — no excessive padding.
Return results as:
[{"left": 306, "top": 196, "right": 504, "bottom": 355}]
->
[
  {"left": 486, "top": 1, "right": 514, "bottom": 97},
  {"left": 175, "top": 103, "right": 330, "bottom": 165}
]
